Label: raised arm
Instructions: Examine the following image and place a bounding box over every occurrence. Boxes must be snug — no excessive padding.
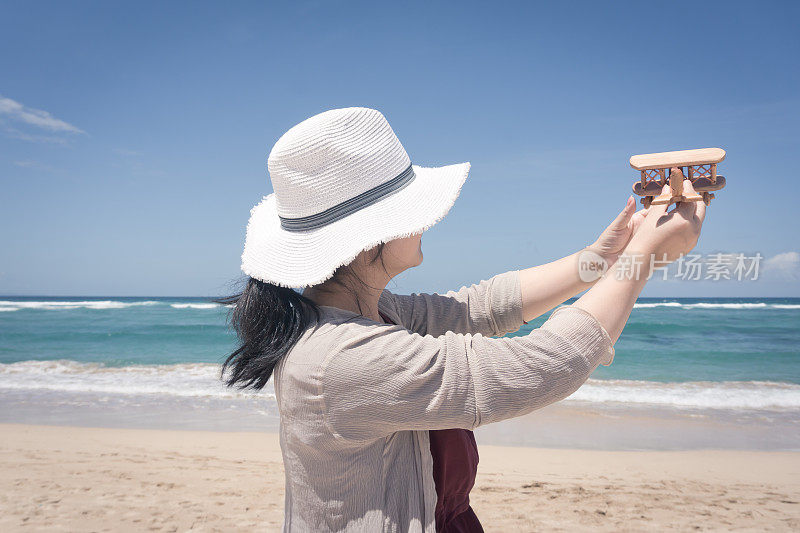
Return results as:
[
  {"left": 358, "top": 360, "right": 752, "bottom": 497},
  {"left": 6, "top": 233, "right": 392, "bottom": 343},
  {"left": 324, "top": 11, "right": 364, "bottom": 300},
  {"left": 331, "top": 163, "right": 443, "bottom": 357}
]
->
[
  {"left": 574, "top": 180, "right": 706, "bottom": 341},
  {"left": 520, "top": 196, "right": 650, "bottom": 322},
  {"left": 381, "top": 269, "right": 524, "bottom": 338},
  {"left": 518, "top": 251, "right": 599, "bottom": 323},
  {"left": 386, "top": 196, "right": 651, "bottom": 335},
  {"left": 324, "top": 180, "right": 706, "bottom": 442},
  {"left": 321, "top": 305, "right": 614, "bottom": 442}
]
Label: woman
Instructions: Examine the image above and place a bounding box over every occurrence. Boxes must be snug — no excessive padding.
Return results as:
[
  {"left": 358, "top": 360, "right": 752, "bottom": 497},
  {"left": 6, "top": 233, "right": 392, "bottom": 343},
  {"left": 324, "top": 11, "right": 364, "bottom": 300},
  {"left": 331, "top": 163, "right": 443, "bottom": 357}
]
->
[{"left": 218, "top": 107, "right": 705, "bottom": 532}]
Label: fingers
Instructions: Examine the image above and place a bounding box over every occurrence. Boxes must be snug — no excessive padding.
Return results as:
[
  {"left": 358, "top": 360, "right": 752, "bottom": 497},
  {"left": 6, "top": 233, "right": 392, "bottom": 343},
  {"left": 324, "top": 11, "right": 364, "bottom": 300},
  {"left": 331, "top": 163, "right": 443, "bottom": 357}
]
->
[
  {"left": 621, "top": 195, "right": 636, "bottom": 219},
  {"left": 627, "top": 207, "right": 650, "bottom": 232},
  {"left": 611, "top": 196, "right": 636, "bottom": 228},
  {"left": 681, "top": 179, "right": 707, "bottom": 222},
  {"left": 674, "top": 179, "right": 705, "bottom": 223},
  {"left": 650, "top": 183, "right": 672, "bottom": 217}
]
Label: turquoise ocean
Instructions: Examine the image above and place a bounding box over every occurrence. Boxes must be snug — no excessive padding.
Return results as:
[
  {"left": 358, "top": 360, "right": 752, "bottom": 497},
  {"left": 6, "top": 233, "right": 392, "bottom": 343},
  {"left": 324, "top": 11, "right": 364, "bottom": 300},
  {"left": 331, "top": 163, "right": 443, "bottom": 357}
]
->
[{"left": 1, "top": 296, "right": 798, "bottom": 448}]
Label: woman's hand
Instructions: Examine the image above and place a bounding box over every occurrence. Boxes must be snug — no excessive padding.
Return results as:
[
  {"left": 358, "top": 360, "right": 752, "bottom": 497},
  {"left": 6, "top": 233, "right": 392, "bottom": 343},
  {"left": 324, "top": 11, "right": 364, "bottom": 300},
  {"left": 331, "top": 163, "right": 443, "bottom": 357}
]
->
[
  {"left": 589, "top": 196, "right": 650, "bottom": 266},
  {"left": 574, "top": 177, "right": 707, "bottom": 343},
  {"left": 519, "top": 195, "right": 649, "bottom": 322},
  {"left": 624, "top": 178, "right": 706, "bottom": 267}
]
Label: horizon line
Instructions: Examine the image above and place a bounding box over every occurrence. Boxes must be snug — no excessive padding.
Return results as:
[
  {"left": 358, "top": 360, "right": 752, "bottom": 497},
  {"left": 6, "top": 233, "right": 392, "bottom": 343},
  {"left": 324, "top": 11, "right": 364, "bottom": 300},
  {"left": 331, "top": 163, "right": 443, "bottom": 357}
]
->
[{"left": 2, "top": 294, "right": 799, "bottom": 299}]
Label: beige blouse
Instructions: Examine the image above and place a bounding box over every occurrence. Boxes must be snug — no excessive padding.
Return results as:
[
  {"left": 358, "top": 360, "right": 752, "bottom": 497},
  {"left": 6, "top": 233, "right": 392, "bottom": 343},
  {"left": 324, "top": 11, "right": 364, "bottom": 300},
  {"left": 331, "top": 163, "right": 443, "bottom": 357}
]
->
[{"left": 273, "top": 269, "right": 614, "bottom": 532}]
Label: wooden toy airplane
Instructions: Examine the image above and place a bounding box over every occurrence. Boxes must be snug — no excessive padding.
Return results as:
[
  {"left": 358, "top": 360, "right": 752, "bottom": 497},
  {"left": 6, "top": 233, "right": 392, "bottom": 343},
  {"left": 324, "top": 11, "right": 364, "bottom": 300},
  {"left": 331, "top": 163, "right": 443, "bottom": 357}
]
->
[{"left": 630, "top": 148, "right": 727, "bottom": 208}]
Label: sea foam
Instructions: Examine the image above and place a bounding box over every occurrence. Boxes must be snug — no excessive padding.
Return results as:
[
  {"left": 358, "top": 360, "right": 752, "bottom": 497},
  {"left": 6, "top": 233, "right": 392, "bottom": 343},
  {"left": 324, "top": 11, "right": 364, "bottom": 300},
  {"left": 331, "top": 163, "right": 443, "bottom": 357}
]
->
[
  {"left": 0, "top": 299, "right": 795, "bottom": 311},
  {"left": 633, "top": 302, "right": 793, "bottom": 310},
  {"left": 1, "top": 361, "right": 796, "bottom": 411},
  {"left": 0, "top": 300, "right": 226, "bottom": 311},
  {"left": 0, "top": 360, "right": 272, "bottom": 400},
  {"left": 0, "top": 300, "right": 161, "bottom": 310},
  {"left": 566, "top": 378, "right": 800, "bottom": 410}
]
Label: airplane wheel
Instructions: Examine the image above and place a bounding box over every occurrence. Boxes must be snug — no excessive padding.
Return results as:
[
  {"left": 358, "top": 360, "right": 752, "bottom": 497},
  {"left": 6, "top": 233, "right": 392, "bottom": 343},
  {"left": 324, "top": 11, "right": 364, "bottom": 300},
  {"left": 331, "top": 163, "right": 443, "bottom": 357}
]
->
[
  {"left": 643, "top": 196, "right": 652, "bottom": 209},
  {"left": 703, "top": 192, "right": 711, "bottom": 206}
]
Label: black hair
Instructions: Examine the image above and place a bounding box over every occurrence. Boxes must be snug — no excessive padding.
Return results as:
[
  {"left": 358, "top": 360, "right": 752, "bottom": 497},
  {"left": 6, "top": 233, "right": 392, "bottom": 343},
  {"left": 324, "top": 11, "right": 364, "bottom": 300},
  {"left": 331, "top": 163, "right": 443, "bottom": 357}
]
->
[{"left": 214, "top": 242, "right": 390, "bottom": 390}]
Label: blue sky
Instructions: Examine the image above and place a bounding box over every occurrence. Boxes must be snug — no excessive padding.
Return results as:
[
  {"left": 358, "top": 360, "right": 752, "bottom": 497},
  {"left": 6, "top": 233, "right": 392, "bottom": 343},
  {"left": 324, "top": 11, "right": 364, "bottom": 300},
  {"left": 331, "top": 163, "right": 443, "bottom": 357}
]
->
[{"left": 1, "top": 0, "right": 798, "bottom": 297}]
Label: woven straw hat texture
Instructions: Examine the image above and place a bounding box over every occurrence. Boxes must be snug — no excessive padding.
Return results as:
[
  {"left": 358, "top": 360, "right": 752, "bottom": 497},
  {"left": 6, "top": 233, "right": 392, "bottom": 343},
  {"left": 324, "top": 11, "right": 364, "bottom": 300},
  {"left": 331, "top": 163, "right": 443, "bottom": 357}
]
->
[{"left": 241, "top": 107, "right": 470, "bottom": 288}]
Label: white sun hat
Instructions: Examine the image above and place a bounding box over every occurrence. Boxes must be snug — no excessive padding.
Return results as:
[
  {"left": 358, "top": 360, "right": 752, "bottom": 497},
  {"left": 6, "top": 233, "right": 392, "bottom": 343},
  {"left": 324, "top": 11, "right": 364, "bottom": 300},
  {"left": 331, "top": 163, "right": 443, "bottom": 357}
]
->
[{"left": 240, "top": 107, "right": 470, "bottom": 288}]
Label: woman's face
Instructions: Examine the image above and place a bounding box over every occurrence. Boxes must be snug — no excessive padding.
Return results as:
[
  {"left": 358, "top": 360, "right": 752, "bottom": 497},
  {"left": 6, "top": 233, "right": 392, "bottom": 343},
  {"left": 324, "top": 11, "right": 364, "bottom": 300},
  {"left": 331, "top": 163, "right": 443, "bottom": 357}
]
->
[{"left": 383, "top": 231, "right": 423, "bottom": 276}]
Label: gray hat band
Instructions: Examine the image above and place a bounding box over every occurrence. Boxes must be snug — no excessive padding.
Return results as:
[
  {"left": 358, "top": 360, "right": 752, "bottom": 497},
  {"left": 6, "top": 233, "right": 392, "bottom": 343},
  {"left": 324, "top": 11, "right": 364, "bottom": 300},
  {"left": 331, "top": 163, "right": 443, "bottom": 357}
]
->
[{"left": 279, "top": 164, "right": 416, "bottom": 232}]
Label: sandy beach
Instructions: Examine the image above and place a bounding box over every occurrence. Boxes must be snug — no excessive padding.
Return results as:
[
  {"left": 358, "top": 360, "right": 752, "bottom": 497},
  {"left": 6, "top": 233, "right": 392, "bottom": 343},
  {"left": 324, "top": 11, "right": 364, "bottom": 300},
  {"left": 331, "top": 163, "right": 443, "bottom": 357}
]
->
[{"left": 1, "top": 424, "right": 798, "bottom": 532}]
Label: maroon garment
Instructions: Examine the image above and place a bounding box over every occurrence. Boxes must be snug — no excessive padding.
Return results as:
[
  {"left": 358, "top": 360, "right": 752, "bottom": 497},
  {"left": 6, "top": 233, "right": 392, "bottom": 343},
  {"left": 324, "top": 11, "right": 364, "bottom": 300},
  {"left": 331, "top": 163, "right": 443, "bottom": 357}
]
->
[
  {"left": 428, "top": 429, "right": 484, "bottom": 532},
  {"left": 379, "top": 310, "right": 484, "bottom": 533}
]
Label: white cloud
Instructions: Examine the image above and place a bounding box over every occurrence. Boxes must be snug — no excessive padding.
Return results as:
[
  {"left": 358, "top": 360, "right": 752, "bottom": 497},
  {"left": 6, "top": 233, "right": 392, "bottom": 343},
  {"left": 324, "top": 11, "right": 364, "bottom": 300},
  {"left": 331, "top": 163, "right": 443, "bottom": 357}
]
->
[
  {"left": 0, "top": 94, "right": 86, "bottom": 135},
  {"left": 3, "top": 127, "right": 70, "bottom": 145},
  {"left": 113, "top": 148, "right": 141, "bottom": 156},
  {"left": 763, "top": 252, "right": 800, "bottom": 280},
  {"left": 13, "top": 160, "right": 56, "bottom": 172}
]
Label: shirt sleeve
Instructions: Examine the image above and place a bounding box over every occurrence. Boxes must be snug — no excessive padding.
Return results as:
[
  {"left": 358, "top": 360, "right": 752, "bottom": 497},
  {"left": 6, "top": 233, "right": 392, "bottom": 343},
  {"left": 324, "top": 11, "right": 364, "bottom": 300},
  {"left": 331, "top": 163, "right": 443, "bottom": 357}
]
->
[
  {"left": 380, "top": 269, "right": 526, "bottom": 338},
  {"left": 320, "top": 305, "right": 615, "bottom": 442}
]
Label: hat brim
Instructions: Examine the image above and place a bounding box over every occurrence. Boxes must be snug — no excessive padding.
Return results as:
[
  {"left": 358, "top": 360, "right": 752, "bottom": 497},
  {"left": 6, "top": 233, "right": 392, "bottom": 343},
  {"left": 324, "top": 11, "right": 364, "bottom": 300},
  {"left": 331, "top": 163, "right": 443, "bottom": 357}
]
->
[{"left": 241, "top": 162, "right": 470, "bottom": 288}]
